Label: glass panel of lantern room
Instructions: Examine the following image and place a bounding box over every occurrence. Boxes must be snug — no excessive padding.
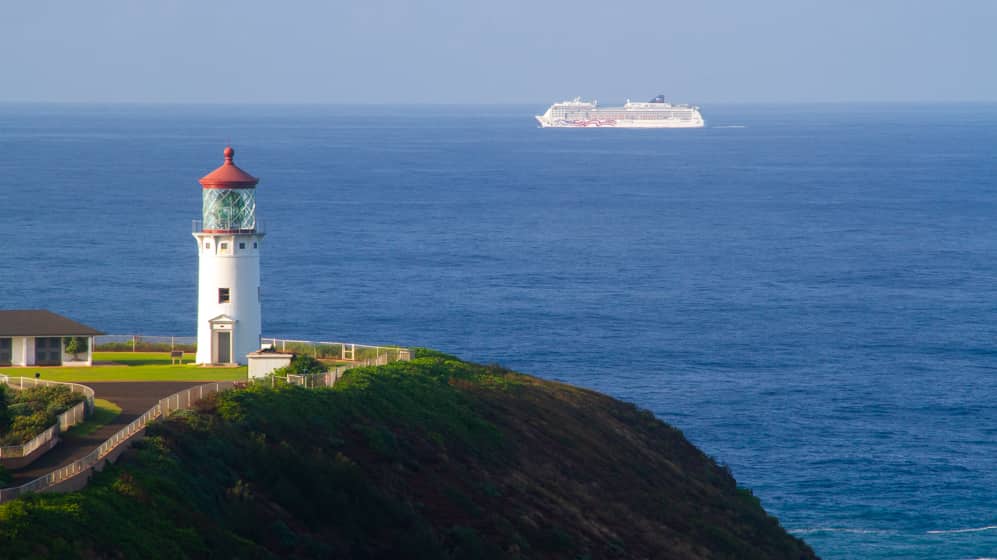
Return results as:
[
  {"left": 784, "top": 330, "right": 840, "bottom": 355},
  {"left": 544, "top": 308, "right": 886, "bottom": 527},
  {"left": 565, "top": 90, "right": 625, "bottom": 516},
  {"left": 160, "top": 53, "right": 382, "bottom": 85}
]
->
[{"left": 203, "top": 189, "right": 256, "bottom": 231}]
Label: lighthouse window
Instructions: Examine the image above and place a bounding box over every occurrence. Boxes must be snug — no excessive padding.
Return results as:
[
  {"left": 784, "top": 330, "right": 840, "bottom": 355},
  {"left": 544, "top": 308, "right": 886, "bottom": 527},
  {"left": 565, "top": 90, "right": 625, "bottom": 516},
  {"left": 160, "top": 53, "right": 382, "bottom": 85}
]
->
[
  {"left": 253, "top": 242, "right": 258, "bottom": 249},
  {"left": 239, "top": 242, "right": 246, "bottom": 250},
  {"left": 204, "top": 242, "right": 211, "bottom": 249},
  {"left": 218, "top": 288, "right": 230, "bottom": 304}
]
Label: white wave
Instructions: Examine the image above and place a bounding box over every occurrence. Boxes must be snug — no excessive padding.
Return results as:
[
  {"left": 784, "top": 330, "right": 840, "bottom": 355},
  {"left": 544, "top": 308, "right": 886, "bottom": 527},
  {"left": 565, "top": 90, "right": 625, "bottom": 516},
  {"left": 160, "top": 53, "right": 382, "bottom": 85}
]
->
[
  {"left": 927, "top": 525, "right": 997, "bottom": 535},
  {"left": 790, "top": 527, "right": 893, "bottom": 535}
]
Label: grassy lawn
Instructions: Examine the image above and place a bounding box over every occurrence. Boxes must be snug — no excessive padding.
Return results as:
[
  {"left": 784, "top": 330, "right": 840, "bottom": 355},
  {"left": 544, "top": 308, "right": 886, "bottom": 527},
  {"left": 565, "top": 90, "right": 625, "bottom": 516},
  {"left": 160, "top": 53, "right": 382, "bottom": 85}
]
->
[
  {"left": 94, "top": 352, "right": 195, "bottom": 366},
  {"left": 65, "top": 399, "right": 123, "bottom": 438},
  {"left": 0, "top": 352, "right": 246, "bottom": 383}
]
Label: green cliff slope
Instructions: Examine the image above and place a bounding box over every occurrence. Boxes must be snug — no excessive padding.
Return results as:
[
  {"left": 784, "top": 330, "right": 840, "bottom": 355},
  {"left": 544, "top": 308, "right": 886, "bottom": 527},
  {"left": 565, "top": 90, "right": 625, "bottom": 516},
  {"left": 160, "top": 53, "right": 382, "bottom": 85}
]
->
[{"left": 0, "top": 350, "right": 816, "bottom": 559}]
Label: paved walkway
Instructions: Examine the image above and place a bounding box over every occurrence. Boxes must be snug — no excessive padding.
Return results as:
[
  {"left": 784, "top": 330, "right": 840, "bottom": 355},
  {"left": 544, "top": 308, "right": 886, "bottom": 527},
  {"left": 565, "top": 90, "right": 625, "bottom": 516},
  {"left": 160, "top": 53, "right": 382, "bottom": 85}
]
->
[{"left": 5, "top": 382, "right": 203, "bottom": 486}]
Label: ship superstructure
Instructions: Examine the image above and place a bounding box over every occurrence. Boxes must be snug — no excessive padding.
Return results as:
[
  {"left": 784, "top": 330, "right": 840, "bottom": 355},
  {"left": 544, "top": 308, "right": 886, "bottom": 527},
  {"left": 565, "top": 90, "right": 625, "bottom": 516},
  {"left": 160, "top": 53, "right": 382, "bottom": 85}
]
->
[{"left": 536, "top": 95, "right": 704, "bottom": 128}]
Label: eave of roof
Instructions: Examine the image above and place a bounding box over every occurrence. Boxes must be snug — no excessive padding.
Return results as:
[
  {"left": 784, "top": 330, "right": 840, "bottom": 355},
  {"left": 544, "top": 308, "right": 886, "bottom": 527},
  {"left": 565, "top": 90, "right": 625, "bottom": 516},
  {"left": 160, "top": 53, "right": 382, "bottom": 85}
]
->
[{"left": 0, "top": 310, "right": 104, "bottom": 337}]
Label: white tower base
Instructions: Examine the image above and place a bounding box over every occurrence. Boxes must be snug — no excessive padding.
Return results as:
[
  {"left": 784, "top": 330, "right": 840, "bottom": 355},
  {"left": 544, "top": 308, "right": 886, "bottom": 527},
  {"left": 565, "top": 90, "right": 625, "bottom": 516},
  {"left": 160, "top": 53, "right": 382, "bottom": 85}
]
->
[{"left": 193, "top": 231, "right": 263, "bottom": 365}]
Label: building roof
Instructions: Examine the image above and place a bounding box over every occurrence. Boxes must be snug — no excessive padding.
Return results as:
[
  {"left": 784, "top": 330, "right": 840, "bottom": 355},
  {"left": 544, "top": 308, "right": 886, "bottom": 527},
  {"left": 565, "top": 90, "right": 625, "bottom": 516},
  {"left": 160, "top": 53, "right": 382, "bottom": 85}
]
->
[
  {"left": 199, "top": 146, "right": 259, "bottom": 189},
  {"left": 0, "top": 310, "right": 104, "bottom": 337}
]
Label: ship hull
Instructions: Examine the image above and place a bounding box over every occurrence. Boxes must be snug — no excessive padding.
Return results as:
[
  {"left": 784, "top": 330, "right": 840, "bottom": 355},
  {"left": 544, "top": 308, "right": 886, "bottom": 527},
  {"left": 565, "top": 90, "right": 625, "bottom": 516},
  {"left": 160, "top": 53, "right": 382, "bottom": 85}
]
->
[
  {"left": 536, "top": 96, "right": 704, "bottom": 129},
  {"left": 535, "top": 116, "right": 704, "bottom": 128}
]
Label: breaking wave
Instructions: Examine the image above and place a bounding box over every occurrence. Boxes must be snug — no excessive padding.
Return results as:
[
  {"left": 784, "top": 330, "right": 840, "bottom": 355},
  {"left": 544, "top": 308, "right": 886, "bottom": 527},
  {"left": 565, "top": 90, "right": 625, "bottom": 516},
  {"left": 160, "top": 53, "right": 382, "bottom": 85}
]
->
[
  {"left": 790, "top": 527, "right": 895, "bottom": 536},
  {"left": 926, "top": 525, "right": 997, "bottom": 535}
]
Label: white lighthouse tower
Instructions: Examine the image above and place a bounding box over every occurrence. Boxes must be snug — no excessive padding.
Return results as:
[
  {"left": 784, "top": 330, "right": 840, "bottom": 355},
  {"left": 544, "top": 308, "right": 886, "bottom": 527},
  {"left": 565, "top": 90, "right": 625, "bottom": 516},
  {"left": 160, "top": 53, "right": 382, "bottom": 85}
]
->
[{"left": 193, "top": 146, "right": 263, "bottom": 365}]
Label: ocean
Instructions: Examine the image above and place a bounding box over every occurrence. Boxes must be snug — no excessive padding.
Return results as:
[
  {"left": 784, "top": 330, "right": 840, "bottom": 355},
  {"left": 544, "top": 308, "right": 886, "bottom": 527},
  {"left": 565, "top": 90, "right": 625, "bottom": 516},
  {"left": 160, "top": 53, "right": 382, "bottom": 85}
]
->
[{"left": 1, "top": 102, "right": 996, "bottom": 558}]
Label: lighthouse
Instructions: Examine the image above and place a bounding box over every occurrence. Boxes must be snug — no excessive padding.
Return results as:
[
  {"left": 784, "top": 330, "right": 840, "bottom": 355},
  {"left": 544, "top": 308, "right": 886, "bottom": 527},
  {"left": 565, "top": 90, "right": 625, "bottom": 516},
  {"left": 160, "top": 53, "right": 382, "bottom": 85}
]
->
[{"left": 193, "top": 146, "right": 263, "bottom": 365}]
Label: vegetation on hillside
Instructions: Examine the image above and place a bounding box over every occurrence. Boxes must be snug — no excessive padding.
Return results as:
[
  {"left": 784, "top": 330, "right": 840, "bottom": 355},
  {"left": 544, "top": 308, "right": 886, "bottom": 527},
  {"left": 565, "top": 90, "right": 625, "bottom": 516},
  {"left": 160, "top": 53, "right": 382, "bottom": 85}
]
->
[
  {"left": 0, "top": 351, "right": 815, "bottom": 559},
  {"left": 0, "top": 385, "right": 86, "bottom": 446}
]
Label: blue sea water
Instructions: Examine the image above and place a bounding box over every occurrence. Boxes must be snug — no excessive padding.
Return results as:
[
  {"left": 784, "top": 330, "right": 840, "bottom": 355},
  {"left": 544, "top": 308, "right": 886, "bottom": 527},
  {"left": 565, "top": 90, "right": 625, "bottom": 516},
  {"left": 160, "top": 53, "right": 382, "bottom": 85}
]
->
[{"left": 1, "top": 102, "right": 997, "bottom": 558}]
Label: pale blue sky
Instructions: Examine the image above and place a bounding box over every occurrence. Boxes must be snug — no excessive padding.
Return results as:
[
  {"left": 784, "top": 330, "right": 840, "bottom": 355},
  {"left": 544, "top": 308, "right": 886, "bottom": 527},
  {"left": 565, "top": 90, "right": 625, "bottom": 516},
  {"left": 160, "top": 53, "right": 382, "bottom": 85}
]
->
[{"left": 2, "top": 0, "right": 994, "bottom": 104}]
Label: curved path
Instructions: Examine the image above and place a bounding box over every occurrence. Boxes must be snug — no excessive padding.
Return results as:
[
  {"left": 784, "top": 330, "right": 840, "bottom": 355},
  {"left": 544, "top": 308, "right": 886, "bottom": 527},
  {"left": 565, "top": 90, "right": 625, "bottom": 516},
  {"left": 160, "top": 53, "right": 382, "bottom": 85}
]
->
[{"left": 6, "top": 382, "right": 203, "bottom": 486}]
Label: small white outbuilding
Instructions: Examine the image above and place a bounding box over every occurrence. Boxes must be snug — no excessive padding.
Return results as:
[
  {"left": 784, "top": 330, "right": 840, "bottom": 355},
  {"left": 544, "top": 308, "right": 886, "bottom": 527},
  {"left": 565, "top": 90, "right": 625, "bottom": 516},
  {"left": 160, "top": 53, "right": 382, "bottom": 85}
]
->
[
  {"left": 0, "top": 310, "right": 103, "bottom": 367},
  {"left": 246, "top": 349, "right": 294, "bottom": 379}
]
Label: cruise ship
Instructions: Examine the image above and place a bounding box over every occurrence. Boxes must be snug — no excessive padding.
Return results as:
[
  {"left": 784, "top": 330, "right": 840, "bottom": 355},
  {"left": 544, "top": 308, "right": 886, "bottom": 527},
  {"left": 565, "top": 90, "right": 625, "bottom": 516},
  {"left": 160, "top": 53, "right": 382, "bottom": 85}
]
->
[{"left": 536, "top": 95, "right": 704, "bottom": 128}]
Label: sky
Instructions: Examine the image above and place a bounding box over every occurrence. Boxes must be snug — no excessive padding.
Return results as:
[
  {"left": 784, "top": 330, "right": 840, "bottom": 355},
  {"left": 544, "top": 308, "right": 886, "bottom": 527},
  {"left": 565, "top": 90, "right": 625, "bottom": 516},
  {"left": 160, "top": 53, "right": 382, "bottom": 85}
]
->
[{"left": 1, "top": 0, "right": 995, "bottom": 104}]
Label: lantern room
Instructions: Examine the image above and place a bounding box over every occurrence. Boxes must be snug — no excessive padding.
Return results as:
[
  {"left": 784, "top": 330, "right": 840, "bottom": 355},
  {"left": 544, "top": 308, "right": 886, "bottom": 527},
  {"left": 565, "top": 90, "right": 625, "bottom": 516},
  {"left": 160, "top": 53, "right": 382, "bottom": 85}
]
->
[{"left": 199, "top": 146, "right": 258, "bottom": 233}]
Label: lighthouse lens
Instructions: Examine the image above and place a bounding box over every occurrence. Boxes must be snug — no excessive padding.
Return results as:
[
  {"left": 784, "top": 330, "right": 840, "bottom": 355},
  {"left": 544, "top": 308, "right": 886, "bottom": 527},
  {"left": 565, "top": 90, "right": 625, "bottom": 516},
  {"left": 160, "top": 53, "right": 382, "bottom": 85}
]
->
[{"left": 203, "top": 189, "right": 256, "bottom": 231}]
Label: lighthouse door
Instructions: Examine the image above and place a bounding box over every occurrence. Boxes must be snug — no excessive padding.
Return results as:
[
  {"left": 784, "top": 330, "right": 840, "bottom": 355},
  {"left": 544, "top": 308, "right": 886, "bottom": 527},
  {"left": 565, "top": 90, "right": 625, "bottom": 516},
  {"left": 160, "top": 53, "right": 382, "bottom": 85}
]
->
[{"left": 216, "top": 331, "right": 231, "bottom": 364}]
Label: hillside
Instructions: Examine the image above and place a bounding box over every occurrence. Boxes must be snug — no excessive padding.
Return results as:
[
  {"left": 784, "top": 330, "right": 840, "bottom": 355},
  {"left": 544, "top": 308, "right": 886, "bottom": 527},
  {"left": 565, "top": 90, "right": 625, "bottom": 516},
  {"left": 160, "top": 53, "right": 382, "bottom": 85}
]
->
[{"left": 0, "top": 350, "right": 816, "bottom": 559}]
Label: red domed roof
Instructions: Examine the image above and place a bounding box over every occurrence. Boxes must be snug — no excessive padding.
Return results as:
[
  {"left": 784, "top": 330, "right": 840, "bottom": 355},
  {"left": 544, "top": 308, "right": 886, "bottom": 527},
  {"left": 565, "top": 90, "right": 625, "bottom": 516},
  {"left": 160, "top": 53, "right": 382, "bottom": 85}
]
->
[{"left": 199, "top": 146, "right": 259, "bottom": 189}]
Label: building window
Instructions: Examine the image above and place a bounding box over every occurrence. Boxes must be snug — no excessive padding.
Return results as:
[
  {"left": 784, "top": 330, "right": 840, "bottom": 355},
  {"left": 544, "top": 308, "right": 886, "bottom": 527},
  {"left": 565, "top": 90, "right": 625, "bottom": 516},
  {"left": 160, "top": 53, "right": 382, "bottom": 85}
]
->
[
  {"left": 204, "top": 242, "right": 211, "bottom": 249},
  {"left": 253, "top": 242, "right": 258, "bottom": 249},
  {"left": 0, "top": 337, "right": 11, "bottom": 366},
  {"left": 239, "top": 242, "right": 246, "bottom": 249},
  {"left": 218, "top": 288, "right": 230, "bottom": 303},
  {"left": 220, "top": 242, "right": 228, "bottom": 250}
]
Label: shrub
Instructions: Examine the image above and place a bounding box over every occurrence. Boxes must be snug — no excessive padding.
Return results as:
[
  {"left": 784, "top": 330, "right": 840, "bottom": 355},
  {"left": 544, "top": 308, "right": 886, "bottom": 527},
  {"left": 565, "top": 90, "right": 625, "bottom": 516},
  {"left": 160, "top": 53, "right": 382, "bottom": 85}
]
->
[
  {"left": 274, "top": 355, "right": 327, "bottom": 376},
  {"left": 63, "top": 337, "right": 88, "bottom": 360},
  {"left": 3, "top": 411, "right": 54, "bottom": 445},
  {"left": 0, "top": 385, "right": 85, "bottom": 445}
]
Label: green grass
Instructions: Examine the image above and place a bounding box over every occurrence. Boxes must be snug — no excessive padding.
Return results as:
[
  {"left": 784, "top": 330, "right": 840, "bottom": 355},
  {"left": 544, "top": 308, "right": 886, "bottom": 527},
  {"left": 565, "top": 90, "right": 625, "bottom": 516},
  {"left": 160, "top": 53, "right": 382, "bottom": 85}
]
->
[
  {"left": 93, "top": 352, "right": 195, "bottom": 366},
  {"left": 0, "top": 352, "right": 246, "bottom": 383},
  {"left": 65, "top": 399, "right": 123, "bottom": 437}
]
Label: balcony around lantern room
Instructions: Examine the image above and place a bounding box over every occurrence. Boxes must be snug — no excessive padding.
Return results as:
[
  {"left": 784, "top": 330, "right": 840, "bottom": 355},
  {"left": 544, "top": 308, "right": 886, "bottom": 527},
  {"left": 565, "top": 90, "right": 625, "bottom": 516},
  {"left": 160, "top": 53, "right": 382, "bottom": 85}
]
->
[{"left": 192, "top": 218, "right": 265, "bottom": 235}]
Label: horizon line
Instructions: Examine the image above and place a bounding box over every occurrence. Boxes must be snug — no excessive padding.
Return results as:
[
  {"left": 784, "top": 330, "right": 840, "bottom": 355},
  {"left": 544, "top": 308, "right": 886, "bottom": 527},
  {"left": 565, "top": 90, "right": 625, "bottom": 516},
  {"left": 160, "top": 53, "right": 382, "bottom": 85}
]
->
[{"left": 2, "top": 99, "right": 997, "bottom": 107}]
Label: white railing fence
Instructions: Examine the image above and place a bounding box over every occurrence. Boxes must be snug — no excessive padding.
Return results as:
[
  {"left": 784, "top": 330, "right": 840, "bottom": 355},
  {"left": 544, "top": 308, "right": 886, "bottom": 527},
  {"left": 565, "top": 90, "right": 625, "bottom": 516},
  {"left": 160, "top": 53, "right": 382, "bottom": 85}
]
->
[
  {"left": 284, "top": 366, "right": 352, "bottom": 389},
  {"left": 95, "top": 335, "right": 410, "bottom": 360},
  {"left": 95, "top": 335, "right": 197, "bottom": 353},
  {"left": 0, "top": 377, "right": 96, "bottom": 460},
  {"left": 261, "top": 337, "right": 410, "bottom": 364},
  {"left": 0, "top": 381, "right": 234, "bottom": 503}
]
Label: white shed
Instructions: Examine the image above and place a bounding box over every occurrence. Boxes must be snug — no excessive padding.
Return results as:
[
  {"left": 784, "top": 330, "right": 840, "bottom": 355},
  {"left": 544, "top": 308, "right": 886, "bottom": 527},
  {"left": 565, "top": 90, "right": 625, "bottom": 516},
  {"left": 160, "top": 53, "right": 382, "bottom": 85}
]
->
[
  {"left": 0, "top": 310, "right": 103, "bottom": 367},
  {"left": 247, "top": 350, "right": 294, "bottom": 379}
]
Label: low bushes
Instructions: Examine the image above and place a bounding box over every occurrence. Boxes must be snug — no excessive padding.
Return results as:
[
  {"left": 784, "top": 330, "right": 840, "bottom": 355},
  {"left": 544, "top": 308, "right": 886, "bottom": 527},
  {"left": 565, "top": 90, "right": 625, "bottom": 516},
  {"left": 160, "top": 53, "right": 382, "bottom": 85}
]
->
[
  {"left": 272, "top": 355, "right": 327, "bottom": 376},
  {"left": 0, "top": 385, "right": 86, "bottom": 446}
]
